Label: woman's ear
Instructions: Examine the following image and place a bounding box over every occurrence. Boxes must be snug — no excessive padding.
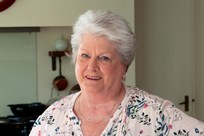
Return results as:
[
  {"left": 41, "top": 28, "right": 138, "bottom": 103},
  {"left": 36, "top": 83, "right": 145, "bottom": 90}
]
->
[{"left": 123, "top": 63, "right": 129, "bottom": 73}]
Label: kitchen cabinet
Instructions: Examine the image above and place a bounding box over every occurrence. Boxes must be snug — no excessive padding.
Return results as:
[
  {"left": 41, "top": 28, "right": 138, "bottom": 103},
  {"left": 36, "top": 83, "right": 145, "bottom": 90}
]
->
[{"left": 0, "top": 0, "right": 134, "bottom": 27}]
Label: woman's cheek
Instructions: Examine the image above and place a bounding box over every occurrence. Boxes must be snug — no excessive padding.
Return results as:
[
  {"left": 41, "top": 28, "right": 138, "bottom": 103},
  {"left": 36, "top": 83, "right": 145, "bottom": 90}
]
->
[
  {"left": 75, "top": 62, "right": 84, "bottom": 80},
  {"left": 75, "top": 63, "right": 81, "bottom": 79}
]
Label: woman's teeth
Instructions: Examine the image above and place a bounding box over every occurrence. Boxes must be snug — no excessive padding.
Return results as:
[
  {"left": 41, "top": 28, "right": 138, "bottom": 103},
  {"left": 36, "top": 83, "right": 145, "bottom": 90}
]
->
[{"left": 86, "top": 76, "right": 101, "bottom": 80}]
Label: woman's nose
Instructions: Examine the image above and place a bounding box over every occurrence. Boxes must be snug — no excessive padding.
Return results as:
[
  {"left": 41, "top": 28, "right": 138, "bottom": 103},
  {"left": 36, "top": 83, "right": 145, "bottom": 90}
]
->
[{"left": 87, "top": 58, "right": 99, "bottom": 71}]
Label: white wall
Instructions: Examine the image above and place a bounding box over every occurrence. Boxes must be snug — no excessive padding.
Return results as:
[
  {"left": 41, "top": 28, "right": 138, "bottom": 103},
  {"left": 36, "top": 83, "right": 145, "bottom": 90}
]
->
[
  {"left": 0, "top": 33, "right": 37, "bottom": 116},
  {"left": 0, "top": 0, "right": 134, "bottom": 27},
  {"left": 194, "top": 0, "right": 204, "bottom": 121}
]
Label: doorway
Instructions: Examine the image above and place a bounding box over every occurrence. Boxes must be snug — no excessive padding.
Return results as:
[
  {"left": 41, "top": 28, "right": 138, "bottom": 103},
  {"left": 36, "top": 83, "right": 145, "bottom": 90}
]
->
[{"left": 135, "top": 0, "right": 196, "bottom": 118}]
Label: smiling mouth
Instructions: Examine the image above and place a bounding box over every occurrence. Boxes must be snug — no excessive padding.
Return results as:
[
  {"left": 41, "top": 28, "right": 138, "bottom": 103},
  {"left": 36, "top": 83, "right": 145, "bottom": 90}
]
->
[{"left": 85, "top": 75, "right": 102, "bottom": 80}]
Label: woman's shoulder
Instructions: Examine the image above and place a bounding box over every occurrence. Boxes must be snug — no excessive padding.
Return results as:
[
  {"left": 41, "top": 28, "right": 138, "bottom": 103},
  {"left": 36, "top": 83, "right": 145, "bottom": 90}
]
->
[
  {"left": 124, "top": 85, "right": 173, "bottom": 111},
  {"left": 30, "top": 93, "right": 80, "bottom": 135},
  {"left": 125, "top": 86, "right": 166, "bottom": 103},
  {"left": 38, "top": 92, "right": 80, "bottom": 119},
  {"left": 124, "top": 86, "right": 204, "bottom": 135},
  {"left": 48, "top": 92, "right": 80, "bottom": 110}
]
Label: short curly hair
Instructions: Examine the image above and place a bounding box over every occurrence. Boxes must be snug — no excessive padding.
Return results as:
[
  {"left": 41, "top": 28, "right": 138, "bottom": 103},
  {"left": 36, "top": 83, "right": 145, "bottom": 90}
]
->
[{"left": 71, "top": 10, "right": 136, "bottom": 67}]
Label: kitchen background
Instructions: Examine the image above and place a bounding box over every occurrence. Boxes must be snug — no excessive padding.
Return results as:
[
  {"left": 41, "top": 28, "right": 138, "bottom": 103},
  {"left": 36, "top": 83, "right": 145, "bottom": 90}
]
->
[
  {"left": 0, "top": 0, "right": 135, "bottom": 117},
  {"left": 1, "top": 0, "right": 204, "bottom": 123}
]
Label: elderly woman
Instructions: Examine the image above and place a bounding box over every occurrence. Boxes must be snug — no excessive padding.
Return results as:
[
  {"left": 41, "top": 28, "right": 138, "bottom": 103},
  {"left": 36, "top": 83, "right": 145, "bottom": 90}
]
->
[{"left": 29, "top": 10, "right": 204, "bottom": 136}]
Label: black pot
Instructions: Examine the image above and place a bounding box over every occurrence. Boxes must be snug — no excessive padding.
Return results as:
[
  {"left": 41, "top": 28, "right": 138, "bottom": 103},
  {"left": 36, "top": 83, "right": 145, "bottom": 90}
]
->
[{"left": 8, "top": 102, "right": 47, "bottom": 117}]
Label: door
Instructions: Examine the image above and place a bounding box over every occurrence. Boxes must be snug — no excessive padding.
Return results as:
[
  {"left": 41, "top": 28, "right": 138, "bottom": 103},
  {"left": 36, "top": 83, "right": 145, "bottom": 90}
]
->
[{"left": 135, "top": 0, "right": 195, "bottom": 116}]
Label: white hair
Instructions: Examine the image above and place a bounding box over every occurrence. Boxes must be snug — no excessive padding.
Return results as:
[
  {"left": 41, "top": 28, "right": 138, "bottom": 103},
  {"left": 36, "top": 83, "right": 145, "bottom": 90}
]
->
[{"left": 71, "top": 10, "right": 136, "bottom": 67}]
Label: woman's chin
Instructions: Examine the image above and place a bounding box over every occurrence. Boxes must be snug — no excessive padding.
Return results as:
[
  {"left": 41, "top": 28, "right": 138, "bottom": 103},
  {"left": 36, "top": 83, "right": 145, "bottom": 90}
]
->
[{"left": 81, "top": 83, "right": 102, "bottom": 92}]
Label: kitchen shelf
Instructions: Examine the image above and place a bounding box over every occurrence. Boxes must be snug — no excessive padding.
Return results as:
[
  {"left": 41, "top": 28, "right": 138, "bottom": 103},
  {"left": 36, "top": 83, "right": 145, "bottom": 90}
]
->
[
  {"left": 48, "top": 51, "right": 66, "bottom": 71},
  {"left": 48, "top": 50, "right": 71, "bottom": 71},
  {"left": 48, "top": 51, "right": 66, "bottom": 57}
]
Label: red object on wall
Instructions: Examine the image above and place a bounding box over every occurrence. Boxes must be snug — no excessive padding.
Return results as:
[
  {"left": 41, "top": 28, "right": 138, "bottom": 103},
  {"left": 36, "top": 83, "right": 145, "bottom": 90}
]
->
[{"left": 0, "top": 0, "right": 15, "bottom": 12}]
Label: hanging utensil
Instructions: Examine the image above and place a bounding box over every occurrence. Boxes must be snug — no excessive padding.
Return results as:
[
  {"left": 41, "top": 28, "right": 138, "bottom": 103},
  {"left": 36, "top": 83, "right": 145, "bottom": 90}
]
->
[{"left": 52, "top": 56, "right": 68, "bottom": 91}]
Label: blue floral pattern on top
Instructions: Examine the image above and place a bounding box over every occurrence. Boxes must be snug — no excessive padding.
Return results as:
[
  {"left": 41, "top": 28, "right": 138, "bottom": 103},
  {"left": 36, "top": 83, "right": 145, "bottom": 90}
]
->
[{"left": 29, "top": 86, "right": 204, "bottom": 136}]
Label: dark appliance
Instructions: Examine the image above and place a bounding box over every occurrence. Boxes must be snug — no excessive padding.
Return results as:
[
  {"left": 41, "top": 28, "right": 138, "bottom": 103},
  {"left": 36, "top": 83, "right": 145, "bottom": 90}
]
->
[
  {"left": 0, "top": 116, "right": 35, "bottom": 136},
  {"left": 8, "top": 102, "right": 46, "bottom": 117},
  {"left": 0, "top": 102, "right": 47, "bottom": 136}
]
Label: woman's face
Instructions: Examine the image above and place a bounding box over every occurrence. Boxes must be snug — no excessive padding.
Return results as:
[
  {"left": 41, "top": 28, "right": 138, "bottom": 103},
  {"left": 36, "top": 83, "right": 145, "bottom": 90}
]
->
[{"left": 75, "top": 34, "right": 126, "bottom": 94}]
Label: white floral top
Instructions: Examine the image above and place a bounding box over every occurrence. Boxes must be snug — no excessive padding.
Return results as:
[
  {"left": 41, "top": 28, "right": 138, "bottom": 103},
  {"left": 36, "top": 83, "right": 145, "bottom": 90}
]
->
[{"left": 29, "top": 86, "right": 204, "bottom": 136}]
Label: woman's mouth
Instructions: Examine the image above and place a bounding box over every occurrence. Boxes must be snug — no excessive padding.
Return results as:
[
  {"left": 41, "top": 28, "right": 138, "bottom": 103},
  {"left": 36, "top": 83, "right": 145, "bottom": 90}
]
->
[{"left": 85, "top": 75, "right": 102, "bottom": 80}]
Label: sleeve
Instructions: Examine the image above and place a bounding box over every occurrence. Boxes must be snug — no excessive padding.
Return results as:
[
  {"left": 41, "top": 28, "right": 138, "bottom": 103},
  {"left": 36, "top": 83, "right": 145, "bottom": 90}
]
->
[{"left": 154, "top": 100, "right": 204, "bottom": 136}]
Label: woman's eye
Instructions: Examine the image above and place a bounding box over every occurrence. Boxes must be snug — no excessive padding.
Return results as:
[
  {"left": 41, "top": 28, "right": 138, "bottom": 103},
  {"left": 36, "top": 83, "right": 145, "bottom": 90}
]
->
[
  {"left": 79, "top": 53, "right": 90, "bottom": 61},
  {"left": 81, "top": 53, "right": 90, "bottom": 58},
  {"left": 98, "top": 56, "right": 111, "bottom": 62}
]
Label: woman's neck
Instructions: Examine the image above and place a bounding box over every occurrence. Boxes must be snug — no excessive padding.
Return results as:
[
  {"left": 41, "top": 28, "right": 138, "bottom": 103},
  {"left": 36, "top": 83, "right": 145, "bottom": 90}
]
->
[
  {"left": 79, "top": 85, "right": 125, "bottom": 108},
  {"left": 76, "top": 85, "right": 125, "bottom": 125}
]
